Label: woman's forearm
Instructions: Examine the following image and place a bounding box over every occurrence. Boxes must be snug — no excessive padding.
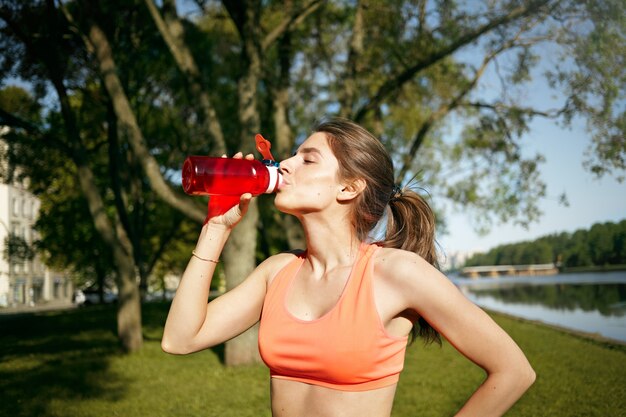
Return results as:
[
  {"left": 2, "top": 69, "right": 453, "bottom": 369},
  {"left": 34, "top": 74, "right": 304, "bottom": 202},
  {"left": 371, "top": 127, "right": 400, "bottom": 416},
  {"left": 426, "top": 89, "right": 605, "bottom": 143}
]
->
[
  {"left": 455, "top": 366, "right": 536, "bottom": 417},
  {"left": 161, "top": 222, "right": 231, "bottom": 353}
]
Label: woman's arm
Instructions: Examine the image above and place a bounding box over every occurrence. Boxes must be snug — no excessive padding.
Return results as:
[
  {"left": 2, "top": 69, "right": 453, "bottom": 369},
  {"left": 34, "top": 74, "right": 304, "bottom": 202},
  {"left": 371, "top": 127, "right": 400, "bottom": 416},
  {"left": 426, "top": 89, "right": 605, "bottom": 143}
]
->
[
  {"left": 382, "top": 251, "right": 536, "bottom": 416},
  {"left": 161, "top": 220, "right": 249, "bottom": 354},
  {"left": 161, "top": 153, "right": 268, "bottom": 354}
]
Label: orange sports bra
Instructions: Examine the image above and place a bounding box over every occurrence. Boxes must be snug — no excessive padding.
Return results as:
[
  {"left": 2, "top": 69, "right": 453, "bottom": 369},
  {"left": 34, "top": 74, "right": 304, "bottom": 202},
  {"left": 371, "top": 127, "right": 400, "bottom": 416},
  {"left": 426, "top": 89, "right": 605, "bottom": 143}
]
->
[{"left": 258, "top": 243, "right": 409, "bottom": 392}]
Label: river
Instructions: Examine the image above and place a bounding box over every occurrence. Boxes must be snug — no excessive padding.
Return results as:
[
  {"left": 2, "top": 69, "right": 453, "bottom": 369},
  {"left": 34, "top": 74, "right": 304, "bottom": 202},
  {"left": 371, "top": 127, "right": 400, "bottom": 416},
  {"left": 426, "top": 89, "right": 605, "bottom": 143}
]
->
[{"left": 451, "top": 271, "right": 626, "bottom": 343}]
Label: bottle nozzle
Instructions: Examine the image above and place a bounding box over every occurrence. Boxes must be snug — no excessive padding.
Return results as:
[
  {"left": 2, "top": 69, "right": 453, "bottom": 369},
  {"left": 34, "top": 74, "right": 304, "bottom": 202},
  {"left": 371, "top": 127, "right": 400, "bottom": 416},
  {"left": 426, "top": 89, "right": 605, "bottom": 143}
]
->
[{"left": 255, "top": 134, "right": 276, "bottom": 162}]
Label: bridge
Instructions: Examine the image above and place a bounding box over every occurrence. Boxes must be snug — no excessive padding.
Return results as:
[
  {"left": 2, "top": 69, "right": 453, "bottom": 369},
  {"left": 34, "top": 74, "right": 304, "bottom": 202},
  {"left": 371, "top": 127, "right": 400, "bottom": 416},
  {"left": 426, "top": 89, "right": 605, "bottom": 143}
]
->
[{"left": 460, "top": 263, "right": 559, "bottom": 279}]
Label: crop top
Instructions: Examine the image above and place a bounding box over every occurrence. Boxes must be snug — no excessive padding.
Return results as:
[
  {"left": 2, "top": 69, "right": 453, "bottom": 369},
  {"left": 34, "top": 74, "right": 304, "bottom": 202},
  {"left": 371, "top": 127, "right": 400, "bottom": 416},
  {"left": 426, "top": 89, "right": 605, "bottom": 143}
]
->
[{"left": 258, "top": 243, "right": 409, "bottom": 392}]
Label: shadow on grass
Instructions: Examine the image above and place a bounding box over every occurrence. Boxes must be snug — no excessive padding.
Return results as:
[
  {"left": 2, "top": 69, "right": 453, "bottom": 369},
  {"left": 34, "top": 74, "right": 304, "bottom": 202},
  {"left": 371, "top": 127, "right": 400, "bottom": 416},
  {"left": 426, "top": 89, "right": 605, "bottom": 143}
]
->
[
  {"left": 0, "top": 305, "right": 130, "bottom": 416},
  {"left": 141, "top": 301, "right": 226, "bottom": 363},
  {"left": 0, "top": 302, "right": 231, "bottom": 416}
]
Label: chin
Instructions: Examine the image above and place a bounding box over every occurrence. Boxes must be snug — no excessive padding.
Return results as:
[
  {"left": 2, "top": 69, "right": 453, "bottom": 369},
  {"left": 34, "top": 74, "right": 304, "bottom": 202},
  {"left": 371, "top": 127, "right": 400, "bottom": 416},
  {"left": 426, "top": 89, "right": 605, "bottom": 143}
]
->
[
  {"left": 273, "top": 193, "right": 291, "bottom": 213},
  {"left": 273, "top": 194, "right": 309, "bottom": 216}
]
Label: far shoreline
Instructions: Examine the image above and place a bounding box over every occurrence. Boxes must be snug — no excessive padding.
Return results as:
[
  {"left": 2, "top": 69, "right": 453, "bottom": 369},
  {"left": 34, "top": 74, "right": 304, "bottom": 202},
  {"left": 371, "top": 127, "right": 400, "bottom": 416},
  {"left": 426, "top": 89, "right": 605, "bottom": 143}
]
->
[
  {"left": 487, "top": 309, "right": 626, "bottom": 351},
  {"left": 560, "top": 264, "right": 626, "bottom": 274}
]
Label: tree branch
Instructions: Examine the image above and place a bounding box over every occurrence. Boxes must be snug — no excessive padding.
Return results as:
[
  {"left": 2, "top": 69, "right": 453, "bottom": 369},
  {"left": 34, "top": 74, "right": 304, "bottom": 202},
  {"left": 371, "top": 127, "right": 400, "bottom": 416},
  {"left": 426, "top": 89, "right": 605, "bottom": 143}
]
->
[
  {"left": 261, "top": 0, "right": 324, "bottom": 51},
  {"left": 463, "top": 101, "right": 567, "bottom": 119},
  {"left": 85, "top": 19, "right": 205, "bottom": 223},
  {"left": 354, "top": 0, "right": 554, "bottom": 122},
  {"left": 0, "top": 108, "right": 38, "bottom": 132},
  {"left": 397, "top": 32, "right": 526, "bottom": 179},
  {"left": 144, "top": 0, "right": 227, "bottom": 155}
]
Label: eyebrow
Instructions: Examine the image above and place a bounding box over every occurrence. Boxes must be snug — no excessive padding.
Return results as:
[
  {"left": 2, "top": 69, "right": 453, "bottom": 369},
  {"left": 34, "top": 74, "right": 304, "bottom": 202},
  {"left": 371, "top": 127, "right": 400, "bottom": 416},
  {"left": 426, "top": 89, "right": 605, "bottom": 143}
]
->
[{"left": 295, "top": 147, "right": 323, "bottom": 157}]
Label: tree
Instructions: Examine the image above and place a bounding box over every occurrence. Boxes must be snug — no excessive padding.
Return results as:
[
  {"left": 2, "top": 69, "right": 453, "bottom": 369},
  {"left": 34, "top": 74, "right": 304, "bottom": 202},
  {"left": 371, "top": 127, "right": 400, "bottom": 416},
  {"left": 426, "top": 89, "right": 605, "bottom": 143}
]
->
[
  {"left": 464, "top": 220, "right": 626, "bottom": 268},
  {"left": 588, "top": 223, "right": 614, "bottom": 266},
  {"left": 0, "top": 1, "right": 199, "bottom": 351},
  {"left": 1, "top": 0, "right": 623, "bottom": 361}
]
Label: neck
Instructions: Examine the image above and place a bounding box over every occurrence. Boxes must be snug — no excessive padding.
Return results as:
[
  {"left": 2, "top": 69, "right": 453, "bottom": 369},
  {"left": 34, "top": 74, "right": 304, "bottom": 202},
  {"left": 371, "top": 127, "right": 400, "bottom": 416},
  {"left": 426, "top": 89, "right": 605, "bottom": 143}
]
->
[{"left": 297, "top": 211, "right": 363, "bottom": 271}]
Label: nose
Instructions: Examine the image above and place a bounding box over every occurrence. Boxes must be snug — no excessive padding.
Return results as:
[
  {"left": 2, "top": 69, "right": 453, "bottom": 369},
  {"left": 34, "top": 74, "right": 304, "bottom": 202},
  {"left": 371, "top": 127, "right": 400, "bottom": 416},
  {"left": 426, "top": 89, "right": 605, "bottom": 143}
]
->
[{"left": 279, "top": 157, "right": 293, "bottom": 174}]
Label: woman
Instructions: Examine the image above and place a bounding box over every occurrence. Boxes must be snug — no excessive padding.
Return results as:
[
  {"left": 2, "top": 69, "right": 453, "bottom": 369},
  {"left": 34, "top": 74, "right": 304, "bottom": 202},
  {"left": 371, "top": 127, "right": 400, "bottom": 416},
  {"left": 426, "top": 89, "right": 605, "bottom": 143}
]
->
[{"left": 162, "top": 118, "right": 535, "bottom": 416}]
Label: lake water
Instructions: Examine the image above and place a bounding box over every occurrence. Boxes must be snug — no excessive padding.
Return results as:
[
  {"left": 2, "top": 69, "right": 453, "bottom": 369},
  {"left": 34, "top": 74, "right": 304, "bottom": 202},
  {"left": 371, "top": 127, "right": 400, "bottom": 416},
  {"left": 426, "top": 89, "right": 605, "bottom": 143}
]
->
[{"left": 451, "top": 271, "right": 626, "bottom": 343}]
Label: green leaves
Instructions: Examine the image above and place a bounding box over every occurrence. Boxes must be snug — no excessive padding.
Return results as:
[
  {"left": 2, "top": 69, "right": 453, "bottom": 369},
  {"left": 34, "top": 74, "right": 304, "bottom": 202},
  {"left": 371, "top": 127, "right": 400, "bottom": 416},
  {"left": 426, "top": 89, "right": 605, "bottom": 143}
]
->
[
  {"left": 2, "top": 234, "right": 35, "bottom": 263},
  {"left": 1, "top": 0, "right": 624, "bottom": 262},
  {"left": 464, "top": 219, "right": 626, "bottom": 268}
]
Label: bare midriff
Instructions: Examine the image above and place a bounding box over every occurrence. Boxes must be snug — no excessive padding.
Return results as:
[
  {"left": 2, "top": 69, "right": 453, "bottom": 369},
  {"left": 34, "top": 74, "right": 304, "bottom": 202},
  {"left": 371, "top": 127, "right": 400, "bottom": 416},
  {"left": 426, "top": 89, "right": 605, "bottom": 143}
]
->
[{"left": 270, "top": 378, "right": 398, "bottom": 417}]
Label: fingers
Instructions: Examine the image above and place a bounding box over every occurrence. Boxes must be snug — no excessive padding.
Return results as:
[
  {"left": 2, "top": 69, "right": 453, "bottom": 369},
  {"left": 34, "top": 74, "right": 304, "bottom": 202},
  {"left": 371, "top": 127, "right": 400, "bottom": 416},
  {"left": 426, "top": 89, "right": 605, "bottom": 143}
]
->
[
  {"left": 224, "top": 152, "right": 254, "bottom": 159},
  {"left": 238, "top": 193, "right": 253, "bottom": 216}
]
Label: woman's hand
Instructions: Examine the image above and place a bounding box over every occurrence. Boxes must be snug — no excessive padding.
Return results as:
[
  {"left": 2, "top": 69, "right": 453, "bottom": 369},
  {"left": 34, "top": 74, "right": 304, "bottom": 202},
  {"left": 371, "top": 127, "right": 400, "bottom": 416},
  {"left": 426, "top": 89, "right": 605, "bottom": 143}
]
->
[{"left": 204, "top": 152, "right": 255, "bottom": 229}]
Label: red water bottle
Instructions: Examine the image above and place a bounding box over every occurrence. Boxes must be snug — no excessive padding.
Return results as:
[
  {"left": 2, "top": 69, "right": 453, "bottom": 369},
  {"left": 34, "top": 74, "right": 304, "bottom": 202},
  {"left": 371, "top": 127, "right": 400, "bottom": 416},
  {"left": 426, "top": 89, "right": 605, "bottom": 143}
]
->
[
  {"left": 182, "top": 157, "right": 282, "bottom": 196},
  {"left": 182, "top": 134, "right": 283, "bottom": 220}
]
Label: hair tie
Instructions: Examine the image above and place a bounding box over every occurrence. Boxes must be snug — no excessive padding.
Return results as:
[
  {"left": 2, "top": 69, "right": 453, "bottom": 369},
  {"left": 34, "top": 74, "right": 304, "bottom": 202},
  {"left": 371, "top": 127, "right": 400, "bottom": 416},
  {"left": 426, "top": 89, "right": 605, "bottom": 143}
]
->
[{"left": 389, "top": 184, "right": 403, "bottom": 202}]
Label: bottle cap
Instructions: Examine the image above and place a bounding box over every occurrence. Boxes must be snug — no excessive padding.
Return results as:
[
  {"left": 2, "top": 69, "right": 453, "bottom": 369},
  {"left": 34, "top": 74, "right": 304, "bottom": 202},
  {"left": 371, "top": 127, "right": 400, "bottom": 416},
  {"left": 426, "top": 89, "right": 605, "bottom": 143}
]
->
[
  {"left": 255, "top": 134, "right": 276, "bottom": 161},
  {"left": 255, "top": 134, "right": 282, "bottom": 193}
]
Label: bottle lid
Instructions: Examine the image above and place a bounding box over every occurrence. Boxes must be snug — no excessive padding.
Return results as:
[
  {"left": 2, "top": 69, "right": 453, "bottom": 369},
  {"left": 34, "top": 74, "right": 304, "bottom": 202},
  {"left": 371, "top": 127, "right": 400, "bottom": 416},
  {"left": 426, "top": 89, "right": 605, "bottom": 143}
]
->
[
  {"left": 255, "top": 133, "right": 282, "bottom": 193},
  {"left": 255, "top": 134, "right": 276, "bottom": 161}
]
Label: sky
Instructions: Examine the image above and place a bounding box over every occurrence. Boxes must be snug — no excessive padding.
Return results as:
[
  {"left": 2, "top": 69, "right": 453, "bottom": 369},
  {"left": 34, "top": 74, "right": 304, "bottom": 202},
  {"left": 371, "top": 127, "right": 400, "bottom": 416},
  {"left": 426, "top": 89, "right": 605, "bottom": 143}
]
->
[
  {"left": 435, "top": 30, "right": 626, "bottom": 263},
  {"left": 437, "top": 114, "right": 626, "bottom": 261}
]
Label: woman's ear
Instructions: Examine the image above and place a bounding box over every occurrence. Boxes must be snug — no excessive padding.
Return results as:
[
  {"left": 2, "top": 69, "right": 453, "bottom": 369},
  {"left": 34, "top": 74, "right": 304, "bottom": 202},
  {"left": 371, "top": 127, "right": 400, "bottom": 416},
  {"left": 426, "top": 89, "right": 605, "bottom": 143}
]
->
[{"left": 337, "top": 178, "right": 367, "bottom": 202}]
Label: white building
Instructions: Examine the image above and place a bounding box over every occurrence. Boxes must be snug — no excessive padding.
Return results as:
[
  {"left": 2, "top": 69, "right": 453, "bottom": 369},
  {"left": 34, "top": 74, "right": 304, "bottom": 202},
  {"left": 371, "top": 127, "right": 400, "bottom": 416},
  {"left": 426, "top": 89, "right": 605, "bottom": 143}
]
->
[{"left": 0, "top": 180, "right": 73, "bottom": 308}]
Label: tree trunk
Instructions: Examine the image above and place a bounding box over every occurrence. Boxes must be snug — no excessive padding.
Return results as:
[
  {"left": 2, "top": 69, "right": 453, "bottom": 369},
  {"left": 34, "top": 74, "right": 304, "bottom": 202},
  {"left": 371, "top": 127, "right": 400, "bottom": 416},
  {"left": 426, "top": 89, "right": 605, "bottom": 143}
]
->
[
  {"left": 269, "top": 21, "right": 305, "bottom": 250},
  {"left": 75, "top": 162, "right": 143, "bottom": 352},
  {"left": 115, "top": 252, "right": 143, "bottom": 352},
  {"left": 339, "top": 0, "right": 364, "bottom": 118},
  {"left": 48, "top": 63, "right": 144, "bottom": 351},
  {"left": 222, "top": 201, "right": 261, "bottom": 364},
  {"left": 272, "top": 85, "right": 292, "bottom": 159},
  {"left": 221, "top": 0, "right": 263, "bottom": 365}
]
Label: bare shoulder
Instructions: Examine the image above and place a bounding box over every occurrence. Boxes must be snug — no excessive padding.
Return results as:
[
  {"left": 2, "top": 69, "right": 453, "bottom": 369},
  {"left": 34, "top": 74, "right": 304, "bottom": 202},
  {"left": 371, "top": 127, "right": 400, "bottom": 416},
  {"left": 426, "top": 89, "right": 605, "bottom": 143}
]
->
[
  {"left": 256, "top": 249, "right": 305, "bottom": 285},
  {"left": 371, "top": 246, "right": 452, "bottom": 306},
  {"left": 372, "top": 246, "right": 436, "bottom": 283}
]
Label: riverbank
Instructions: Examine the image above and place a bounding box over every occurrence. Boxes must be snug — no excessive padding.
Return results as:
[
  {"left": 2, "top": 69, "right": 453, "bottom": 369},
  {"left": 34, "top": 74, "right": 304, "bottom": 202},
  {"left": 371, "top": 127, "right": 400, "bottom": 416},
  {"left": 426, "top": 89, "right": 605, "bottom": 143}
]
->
[
  {"left": 486, "top": 308, "right": 626, "bottom": 350},
  {"left": 561, "top": 264, "right": 626, "bottom": 273},
  {"left": 1, "top": 303, "right": 624, "bottom": 416},
  {"left": 448, "top": 264, "right": 626, "bottom": 277}
]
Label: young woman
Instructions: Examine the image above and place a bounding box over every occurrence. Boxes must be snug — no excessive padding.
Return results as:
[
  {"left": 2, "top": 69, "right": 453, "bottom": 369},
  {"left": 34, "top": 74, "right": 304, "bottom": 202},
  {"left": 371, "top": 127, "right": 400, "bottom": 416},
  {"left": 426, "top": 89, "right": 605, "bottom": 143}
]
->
[{"left": 162, "top": 118, "right": 535, "bottom": 417}]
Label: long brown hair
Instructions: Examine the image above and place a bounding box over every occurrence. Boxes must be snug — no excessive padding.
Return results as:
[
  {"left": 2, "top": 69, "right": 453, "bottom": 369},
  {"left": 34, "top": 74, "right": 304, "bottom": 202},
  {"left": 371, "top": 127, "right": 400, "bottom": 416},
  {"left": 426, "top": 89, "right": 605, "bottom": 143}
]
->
[{"left": 314, "top": 117, "right": 441, "bottom": 345}]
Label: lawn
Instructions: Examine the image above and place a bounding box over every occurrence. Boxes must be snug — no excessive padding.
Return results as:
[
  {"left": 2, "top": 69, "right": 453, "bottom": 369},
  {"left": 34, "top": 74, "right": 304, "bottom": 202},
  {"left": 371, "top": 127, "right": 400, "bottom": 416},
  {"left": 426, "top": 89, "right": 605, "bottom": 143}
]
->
[{"left": 1, "top": 302, "right": 624, "bottom": 417}]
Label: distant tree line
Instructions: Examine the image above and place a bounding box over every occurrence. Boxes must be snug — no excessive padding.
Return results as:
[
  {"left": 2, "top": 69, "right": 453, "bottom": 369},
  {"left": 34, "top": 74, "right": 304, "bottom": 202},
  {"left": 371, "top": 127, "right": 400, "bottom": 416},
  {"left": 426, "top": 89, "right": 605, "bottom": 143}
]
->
[{"left": 464, "top": 219, "right": 626, "bottom": 268}]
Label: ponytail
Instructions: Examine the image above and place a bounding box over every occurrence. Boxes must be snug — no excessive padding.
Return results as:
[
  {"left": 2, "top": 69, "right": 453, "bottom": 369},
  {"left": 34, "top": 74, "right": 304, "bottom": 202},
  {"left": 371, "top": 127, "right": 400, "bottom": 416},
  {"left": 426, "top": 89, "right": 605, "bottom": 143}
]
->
[
  {"left": 385, "top": 188, "right": 438, "bottom": 267},
  {"left": 385, "top": 188, "right": 441, "bottom": 345}
]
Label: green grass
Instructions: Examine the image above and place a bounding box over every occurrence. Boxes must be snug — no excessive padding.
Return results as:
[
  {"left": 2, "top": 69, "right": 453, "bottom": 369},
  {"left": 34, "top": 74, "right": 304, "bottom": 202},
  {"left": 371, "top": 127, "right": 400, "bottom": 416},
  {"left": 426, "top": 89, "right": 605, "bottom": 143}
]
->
[{"left": 1, "top": 303, "right": 625, "bottom": 417}]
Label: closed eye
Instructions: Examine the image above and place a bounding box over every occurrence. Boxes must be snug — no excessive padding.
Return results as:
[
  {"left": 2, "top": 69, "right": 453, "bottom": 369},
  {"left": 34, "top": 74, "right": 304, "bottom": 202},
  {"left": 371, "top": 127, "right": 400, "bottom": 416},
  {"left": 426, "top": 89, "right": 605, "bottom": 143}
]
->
[{"left": 293, "top": 146, "right": 322, "bottom": 164}]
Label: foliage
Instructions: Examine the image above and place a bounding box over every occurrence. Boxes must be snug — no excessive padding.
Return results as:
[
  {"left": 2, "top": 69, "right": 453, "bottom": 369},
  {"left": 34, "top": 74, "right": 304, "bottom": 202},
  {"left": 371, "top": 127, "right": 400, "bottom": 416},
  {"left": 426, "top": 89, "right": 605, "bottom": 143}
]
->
[
  {"left": 546, "top": 0, "right": 626, "bottom": 180},
  {"left": 2, "top": 233, "right": 35, "bottom": 263},
  {"left": 0, "top": 0, "right": 624, "bottom": 354},
  {"left": 464, "top": 218, "right": 626, "bottom": 267},
  {"left": 2, "top": 0, "right": 623, "bottom": 236},
  {"left": 0, "top": 303, "right": 625, "bottom": 416}
]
